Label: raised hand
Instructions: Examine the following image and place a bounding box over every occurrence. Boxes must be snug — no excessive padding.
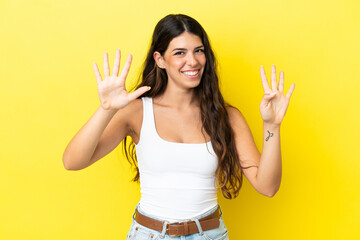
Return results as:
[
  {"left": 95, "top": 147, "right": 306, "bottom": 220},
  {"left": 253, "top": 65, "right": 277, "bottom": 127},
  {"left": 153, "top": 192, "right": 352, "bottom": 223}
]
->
[
  {"left": 93, "top": 49, "right": 151, "bottom": 110},
  {"left": 259, "top": 65, "right": 295, "bottom": 126}
]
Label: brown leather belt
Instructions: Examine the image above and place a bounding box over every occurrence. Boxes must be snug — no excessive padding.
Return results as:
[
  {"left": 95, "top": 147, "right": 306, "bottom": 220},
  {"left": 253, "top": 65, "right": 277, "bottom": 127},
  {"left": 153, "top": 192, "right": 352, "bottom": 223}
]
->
[{"left": 134, "top": 206, "right": 221, "bottom": 237}]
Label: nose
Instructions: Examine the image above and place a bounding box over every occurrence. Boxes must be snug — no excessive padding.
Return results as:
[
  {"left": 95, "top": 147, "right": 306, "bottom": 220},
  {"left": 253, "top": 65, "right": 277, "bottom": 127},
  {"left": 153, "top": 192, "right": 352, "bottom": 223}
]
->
[{"left": 186, "top": 53, "right": 198, "bottom": 67}]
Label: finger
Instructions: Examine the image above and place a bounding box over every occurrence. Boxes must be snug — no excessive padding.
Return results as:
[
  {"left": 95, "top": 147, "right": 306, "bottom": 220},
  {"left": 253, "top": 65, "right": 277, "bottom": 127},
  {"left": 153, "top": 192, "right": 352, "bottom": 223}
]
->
[
  {"left": 271, "top": 64, "right": 277, "bottom": 90},
  {"left": 103, "top": 51, "right": 110, "bottom": 77},
  {"left": 263, "top": 91, "right": 277, "bottom": 101},
  {"left": 260, "top": 65, "right": 271, "bottom": 92},
  {"left": 279, "top": 71, "right": 284, "bottom": 93},
  {"left": 285, "top": 83, "right": 295, "bottom": 99},
  {"left": 93, "top": 62, "right": 102, "bottom": 84},
  {"left": 128, "top": 86, "right": 151, "bottom": 102},
  {"left": 112, "top": 49, "right": 121, "bottom": 77},
  {"left": 119, "top": 53, "right": 133, "bottom": 81}
]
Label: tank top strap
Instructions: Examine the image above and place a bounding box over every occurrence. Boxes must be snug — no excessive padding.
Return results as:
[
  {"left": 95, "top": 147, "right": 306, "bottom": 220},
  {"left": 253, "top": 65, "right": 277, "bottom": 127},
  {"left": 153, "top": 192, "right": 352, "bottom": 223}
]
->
[{"left": 138, "top": 97, "right": 157, "bottom": 145}]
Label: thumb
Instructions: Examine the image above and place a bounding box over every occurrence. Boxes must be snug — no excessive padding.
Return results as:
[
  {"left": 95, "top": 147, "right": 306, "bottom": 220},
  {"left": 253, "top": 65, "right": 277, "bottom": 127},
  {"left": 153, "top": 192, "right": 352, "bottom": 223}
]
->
[
  {"left": 128, "top": 86, "right": 151, "bottom": 102},
  {"left": 263, "top": 91, "right": 277, "bottom": 101}
]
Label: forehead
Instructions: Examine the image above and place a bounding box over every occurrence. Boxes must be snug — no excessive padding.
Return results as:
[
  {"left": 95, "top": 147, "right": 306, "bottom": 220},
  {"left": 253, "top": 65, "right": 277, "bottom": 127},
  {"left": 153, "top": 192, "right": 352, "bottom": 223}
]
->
[{"left": 167, "top": 32, "right": 203, "bottom": 49}]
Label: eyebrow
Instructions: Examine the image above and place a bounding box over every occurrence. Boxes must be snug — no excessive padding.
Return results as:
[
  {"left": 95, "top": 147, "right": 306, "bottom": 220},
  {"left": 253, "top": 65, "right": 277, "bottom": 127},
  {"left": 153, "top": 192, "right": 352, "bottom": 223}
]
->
[{"left": 172, "top": 45, "right": 204, "bottom": 52}]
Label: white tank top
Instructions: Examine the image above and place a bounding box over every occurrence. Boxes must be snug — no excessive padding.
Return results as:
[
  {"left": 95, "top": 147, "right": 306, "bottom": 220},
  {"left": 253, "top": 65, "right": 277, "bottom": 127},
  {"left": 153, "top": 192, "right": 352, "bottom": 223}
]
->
[{"left": 135, "top": 97, "right": 219, "bottom": 222}]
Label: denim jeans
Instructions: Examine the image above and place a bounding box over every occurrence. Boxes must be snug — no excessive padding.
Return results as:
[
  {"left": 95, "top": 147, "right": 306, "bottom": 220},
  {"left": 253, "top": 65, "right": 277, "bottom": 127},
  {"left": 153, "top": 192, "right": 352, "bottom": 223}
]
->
[{"left": 126, "top": 203, "right": 229, "bottom": 240}]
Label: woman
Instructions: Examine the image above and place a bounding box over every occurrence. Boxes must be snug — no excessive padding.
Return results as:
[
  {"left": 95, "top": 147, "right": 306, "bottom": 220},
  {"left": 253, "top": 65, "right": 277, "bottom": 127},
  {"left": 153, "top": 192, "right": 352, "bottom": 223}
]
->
[{"left": 63, "top": 14, "right": 295, "bottom": 240}]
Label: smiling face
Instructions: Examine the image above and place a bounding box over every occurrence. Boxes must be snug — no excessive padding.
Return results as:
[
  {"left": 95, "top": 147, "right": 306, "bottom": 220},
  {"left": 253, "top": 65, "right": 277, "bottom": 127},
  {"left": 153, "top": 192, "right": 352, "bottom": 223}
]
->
[{"left": 153, "top": 31, "right": 206, "bottom": 90}]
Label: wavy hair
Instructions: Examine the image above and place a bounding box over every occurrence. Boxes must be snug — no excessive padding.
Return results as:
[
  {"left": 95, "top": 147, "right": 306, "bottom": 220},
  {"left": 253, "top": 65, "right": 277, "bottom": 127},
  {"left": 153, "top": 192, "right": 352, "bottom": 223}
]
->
[{"left": 123, "top": 14, "right": 247, "bottom": 199}]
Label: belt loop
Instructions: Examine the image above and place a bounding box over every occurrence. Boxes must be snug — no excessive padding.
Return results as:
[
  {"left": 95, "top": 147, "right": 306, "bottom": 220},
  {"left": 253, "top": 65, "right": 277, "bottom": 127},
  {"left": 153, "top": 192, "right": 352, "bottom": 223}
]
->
[
  {"left": 183, "top": 221, "right": 189, "bottom": 235},
  {"left": 159, "top": 220, "right": 169, "bottom": 238},
  {"left": 191, "top": 217, "right": 204, "bottom": 236},
  {"left": 132, "top": 203, "right": 139, "bottom": 220},
  {"left": 218, "top": 204, "right": 223, "bottom": 217}
]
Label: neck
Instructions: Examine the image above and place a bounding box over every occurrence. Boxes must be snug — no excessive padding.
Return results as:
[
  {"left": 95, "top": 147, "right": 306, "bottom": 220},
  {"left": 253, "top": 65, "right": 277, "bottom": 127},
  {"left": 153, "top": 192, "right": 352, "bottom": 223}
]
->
[{"left": 155, "top": 84, "right": 199, "bottom": 110}]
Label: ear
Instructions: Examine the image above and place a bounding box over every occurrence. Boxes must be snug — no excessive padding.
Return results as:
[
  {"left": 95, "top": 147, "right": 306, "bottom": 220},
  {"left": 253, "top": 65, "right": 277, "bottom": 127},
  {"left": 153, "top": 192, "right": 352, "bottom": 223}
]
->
[{"left": 153, "top": 51, "right": 165, "bottom": 69}]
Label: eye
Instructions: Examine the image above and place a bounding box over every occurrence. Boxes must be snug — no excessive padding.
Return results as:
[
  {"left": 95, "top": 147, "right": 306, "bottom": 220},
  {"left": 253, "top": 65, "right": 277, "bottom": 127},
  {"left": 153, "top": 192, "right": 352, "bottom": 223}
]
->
[
  {"left": 196, "top": 49, "right": 205, "bottom": 53},
  {"left": 174, "top": 51, "right": 184, "bottom": 55}
]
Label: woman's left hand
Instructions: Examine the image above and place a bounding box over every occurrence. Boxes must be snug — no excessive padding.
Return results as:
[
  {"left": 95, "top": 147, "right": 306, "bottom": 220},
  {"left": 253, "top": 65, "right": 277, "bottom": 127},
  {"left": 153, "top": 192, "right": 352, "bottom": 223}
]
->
[{"left": 259, "top": 65, "right": 295, "bottom": 126}]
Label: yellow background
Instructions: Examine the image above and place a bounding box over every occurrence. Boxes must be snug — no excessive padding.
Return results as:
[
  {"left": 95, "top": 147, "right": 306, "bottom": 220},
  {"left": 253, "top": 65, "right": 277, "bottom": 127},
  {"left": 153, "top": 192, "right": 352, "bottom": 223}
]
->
[{"left": 1, "top": 0, "right": 359, "bottom": 239}]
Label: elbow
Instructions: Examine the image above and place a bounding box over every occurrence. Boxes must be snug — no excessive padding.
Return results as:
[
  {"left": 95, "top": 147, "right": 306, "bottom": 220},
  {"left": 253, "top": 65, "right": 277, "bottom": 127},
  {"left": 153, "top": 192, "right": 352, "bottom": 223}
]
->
[
  {"left": 62, "top": 152, "right": 76, "bottom": 171},
  {"left": 63, "top": 156, "right": 72, "bottom": 170},
  {"left": 260, "top": 185, "right": 280, "bottom": 198},
  {"left": 263, "top": 190, "right": 277, "bottom": 198},
  {"left": 63, "top": 160, "right": 80, "bottom": 171},
  {"left": 62, "top": 152, "right": 91, "bottom": 171}
]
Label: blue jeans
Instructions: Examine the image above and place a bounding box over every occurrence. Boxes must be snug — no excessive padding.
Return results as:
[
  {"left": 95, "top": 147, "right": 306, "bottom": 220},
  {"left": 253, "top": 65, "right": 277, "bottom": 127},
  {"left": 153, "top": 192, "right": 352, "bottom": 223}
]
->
[{"left": 126, "top": 203, "right": 229, "bottom": 240}]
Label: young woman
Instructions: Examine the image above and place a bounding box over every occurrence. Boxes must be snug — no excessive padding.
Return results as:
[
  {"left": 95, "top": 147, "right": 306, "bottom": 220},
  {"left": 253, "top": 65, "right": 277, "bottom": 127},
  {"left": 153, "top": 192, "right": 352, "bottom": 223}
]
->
[{"left": 63, "top": 14, "right": 295, "bottom": 240}]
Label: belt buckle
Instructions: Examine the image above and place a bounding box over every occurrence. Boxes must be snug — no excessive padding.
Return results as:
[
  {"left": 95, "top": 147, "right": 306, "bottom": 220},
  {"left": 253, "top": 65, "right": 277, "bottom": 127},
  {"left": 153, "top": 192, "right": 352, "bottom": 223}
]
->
[
  {"left": 166, "top": 222, "right": 182, "bottom": 237},
  {"left": 166, "top": 225, "right": 178, "bottom": 237}
]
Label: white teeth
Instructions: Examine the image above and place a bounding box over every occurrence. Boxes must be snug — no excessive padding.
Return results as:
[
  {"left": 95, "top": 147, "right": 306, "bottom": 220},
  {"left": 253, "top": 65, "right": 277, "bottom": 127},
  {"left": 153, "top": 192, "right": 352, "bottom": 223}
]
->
[{"left": 182, "top": 71, "right": 199, "bottom": 76}]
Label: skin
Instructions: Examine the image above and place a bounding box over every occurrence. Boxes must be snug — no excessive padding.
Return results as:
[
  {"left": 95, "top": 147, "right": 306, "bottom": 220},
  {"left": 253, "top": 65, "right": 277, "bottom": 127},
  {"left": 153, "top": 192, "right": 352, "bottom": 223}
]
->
[
  {"left": 148, "top": 32, "right": 210, "bottom": 143},
  {"left": 227, "top": 65, "right": 295, "bottom": 197},
  {"left": 63, "top": 31, "right": 295, "bottom": 198},
  {"left": 147, "top": 33, "right": 294, "bottom": 197},
  {"left": 152, "top": 32, "right": 206, "bottom": 110}
]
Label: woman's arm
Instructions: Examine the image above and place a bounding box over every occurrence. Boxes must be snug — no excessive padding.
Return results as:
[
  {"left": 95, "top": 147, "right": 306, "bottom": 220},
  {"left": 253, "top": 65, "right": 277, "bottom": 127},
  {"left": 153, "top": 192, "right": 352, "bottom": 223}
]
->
[
  {"left": 227, "top": 64, "right": 295, "bottom": 197},
  {"left": 63, "top": 49, "right": 150, "bottom": 170},
  {"left": 256, "top": 122, "right": 281, "bottom": 197},
  {"left": 62, "top": 106, "right": 119, "bottom": 170},
  {"left": 227, "top": 107, "right": 278, "bottom": 197}
]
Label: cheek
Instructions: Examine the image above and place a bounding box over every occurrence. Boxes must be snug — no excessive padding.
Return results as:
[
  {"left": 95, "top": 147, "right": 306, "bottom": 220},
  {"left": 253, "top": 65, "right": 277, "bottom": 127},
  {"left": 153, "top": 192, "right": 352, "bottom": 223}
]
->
[
  {"left": 199, "top": 55, "right": 206, "bottom": 65},
  {"left": 168, "top": 59, "right": 184, "bottom": 70}
]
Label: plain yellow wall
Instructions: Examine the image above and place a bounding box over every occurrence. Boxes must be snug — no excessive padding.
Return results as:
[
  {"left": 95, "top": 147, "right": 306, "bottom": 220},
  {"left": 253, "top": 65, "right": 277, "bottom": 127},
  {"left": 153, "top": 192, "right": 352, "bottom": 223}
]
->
[{"left": 0, "top": 0, "right": 359, "bottom": 239}]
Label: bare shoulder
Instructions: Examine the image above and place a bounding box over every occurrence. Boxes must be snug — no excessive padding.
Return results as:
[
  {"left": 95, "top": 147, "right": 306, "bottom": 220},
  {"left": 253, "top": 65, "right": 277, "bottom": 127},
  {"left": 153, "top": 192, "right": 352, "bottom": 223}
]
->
[
  {"left": 225, "top": 105, "right": 249, "bottom": 129},
  {"left": 107, "top": 98, "right": 143, "bottom": 136},
  {"left": 121, "top": 98, "right": 143, "bottom": 142},
  {"left": 123, "top": 98, "right": 143, "bottom": 116},
  {"left": 225, "top": 105, "right": 260, "bottom": 169}
]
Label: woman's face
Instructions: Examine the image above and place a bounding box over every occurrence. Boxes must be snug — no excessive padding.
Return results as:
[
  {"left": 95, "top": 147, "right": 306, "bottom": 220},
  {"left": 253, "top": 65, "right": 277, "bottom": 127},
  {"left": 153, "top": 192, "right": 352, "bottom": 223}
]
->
[{"left": 154, "top": 32, "right": 206, "bottom": 90}]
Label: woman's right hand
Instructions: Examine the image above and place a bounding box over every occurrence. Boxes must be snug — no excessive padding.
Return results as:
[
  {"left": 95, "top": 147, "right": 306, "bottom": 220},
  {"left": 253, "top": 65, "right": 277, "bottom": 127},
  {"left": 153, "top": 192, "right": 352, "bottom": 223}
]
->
[{"left": 93, "top": 49, "right": 151, "bottom": 110}]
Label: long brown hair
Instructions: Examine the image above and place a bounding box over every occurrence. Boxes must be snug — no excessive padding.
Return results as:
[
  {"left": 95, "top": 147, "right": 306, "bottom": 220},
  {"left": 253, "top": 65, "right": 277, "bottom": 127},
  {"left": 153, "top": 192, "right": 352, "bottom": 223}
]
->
[{"left": 123, "top": 14, "right": 246, "bottom": 199}]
